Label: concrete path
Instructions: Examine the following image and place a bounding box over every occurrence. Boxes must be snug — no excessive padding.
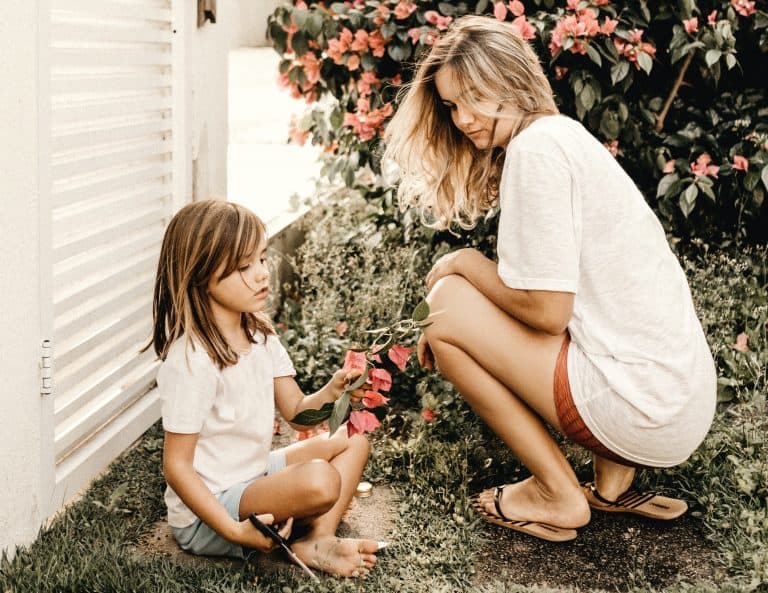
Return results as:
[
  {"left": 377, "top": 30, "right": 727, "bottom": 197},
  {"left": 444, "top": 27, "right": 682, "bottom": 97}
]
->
[{"left": 228, "top": 47, "right": 321, "bottom": 234}]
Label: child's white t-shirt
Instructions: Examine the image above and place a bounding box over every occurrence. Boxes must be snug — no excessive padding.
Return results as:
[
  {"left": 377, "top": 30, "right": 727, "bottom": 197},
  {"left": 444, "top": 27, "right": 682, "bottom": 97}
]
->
[
  {"left": 497, "top": 115, "right": 716, "bottom": 466},
  {"left": 158, "top": 333, "right": 296, "bottom": 528}
]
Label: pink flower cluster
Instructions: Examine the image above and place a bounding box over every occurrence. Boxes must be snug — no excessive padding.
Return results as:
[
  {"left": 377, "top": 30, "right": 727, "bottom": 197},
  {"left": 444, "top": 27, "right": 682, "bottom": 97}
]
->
[
  {"left": 406, "top": 8, "right": 453, "bottom": 46},
  {"left": 393, "top": 1, "right": 417, "bottom": 20},
  {"left": 549, "top": 0, "right": 617, "bottom": 55},
  {"left": 691, "top": 153, "right": 720, "bottom": 178},
  {"left": 344, "top": 100, "right": 394, "bottom": 141},
  {"left": 341, "top": 345, "right": 414, "bottom": 436},
  {"left": 732, "top": 155, "right": 749, "bottom": 171},
  {"left": 613, "top": 29, "right": 656, "bottom": 69},
  {"left": 731, "top": 0, "right": 756, "bottom": 16},
  {"left": 327, "top": 26, "right": 388, "bottom": 70},
  {"left": 493, "top": 1, "right": 536, "bottom": 41}
]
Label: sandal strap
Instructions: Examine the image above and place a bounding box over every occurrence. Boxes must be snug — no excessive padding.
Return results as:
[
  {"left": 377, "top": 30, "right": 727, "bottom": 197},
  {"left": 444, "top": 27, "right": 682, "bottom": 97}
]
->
[
  {"left": 493, "top": 485, "right": 511, "bottom": 522},
  {"left": 588, "top": 482, "right": 619, "bottom": 506}
]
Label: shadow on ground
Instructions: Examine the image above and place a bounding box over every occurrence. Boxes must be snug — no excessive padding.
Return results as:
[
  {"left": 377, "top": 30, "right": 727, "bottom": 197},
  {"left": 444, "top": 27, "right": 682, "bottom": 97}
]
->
[{"left": 473, "top": 508, "right": 724, "bottom": 590}]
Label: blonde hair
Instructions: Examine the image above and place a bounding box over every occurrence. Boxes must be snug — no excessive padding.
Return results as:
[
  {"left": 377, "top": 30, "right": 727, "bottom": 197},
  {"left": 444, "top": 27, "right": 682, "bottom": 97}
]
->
[
  {"left": 383, "top": 15, "right": 558, "bottom": 230},
  {"left": 146, "top": 200, "right": 274, "bottom": 369}
]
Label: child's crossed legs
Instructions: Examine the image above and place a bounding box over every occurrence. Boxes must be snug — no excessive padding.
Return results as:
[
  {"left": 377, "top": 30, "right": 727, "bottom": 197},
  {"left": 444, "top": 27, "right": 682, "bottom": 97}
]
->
[{"left": 239, "top": 427, "right": 378, "bottom": 577}]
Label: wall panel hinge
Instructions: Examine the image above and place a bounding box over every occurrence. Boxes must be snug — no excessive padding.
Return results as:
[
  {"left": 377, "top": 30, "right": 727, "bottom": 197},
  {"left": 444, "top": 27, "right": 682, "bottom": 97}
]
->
[{"left": 41, "top": 338, "right": 54, "bottom": 396}]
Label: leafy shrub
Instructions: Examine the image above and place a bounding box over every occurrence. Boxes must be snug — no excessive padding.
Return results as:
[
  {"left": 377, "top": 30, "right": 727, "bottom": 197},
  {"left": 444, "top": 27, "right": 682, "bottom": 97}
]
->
[{"left": 269, "top": 0, "right": 768, "bottom": 243}]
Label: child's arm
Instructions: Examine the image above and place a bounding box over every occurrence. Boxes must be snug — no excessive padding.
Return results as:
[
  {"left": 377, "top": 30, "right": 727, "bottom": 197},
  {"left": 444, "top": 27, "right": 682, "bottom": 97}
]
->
[
  {"left": 274, "top": 369, "right": 365, "bottom": 430},
  {"left": 163, "top": 431, "right": 290, "bottom": 550}
]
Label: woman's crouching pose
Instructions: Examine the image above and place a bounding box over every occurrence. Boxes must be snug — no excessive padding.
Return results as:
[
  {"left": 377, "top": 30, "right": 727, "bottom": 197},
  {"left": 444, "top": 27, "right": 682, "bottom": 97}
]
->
[{"left": 384, "top": 16, "right": 716, "bottom": 541}]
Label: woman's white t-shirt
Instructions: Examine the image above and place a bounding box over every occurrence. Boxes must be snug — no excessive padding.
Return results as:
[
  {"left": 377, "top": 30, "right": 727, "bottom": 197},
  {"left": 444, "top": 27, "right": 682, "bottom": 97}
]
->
[
  {"left": 158, "top": 333, "right": 296, "bottom": 528},
  {"left": 497, "top": 115, "right": 716, "bottom": 467}
]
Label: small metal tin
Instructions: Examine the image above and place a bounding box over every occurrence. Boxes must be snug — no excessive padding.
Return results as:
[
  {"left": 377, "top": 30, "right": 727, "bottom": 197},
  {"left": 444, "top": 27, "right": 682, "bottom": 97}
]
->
[{"left": 355, "top": 481, "right": 373, "bottom": 498}]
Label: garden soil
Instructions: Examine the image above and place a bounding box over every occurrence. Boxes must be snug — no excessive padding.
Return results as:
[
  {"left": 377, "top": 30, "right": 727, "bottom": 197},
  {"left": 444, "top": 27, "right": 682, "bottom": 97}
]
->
[{"left": 135, "top": 420, "right": 724, "bottom": 589}]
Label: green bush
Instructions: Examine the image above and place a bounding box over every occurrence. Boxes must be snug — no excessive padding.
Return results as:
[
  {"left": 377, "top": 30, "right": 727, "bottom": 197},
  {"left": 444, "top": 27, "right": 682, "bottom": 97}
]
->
[{"left": 270, "top": 0, "right": 768, "bottom": 243}]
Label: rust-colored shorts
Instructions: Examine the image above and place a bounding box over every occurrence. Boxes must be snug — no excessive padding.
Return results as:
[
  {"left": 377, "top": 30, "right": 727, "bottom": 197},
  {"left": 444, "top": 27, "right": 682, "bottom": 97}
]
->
[{"left": 553, "top": 333, "right": 641, "bottom": 468}]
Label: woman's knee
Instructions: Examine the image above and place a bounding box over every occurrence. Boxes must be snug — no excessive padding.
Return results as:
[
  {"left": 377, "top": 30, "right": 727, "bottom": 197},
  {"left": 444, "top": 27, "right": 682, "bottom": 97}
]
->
[
  {"left": 347, "top": 433, "right": 370, "bottom": 458},
  {"left": 424, "top": 274, "right": 476, "bottom": 343},
  {"left": 299, "top": 459, "right": 341, "bottom": 509}
]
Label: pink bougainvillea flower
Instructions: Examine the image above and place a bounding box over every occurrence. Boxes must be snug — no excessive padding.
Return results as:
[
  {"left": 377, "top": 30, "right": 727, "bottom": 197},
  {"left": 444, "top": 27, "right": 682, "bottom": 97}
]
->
[
  {"left": 733, "top": 332, "right": 750, "bottom": 352},
  {"left": 691, "top": 153, "right": 719, "bottom": 178},
  {"left": 363, "top": 390, "right": 390, "bottom": 408},
  {"left": 423, "top": 9, "right": 452, "bottom": 29},
  {"left": 731, "top": 0, "right": 755, "bottom": 16},
  {"left": 421, "top": 408, "right": 439, "bottom": 423},
  {"left": 335, "top": 321, "right": 348, "bottom": 336},
  {"left": 604, "top": 139, "right": 619, "bottom": 157},
  {"left": 509, "top": 0, "right": 525, "bottom": 17},
  {"left": 707, "top": 10, "right": 718, "bottom": 25},
  {"left": 424, "top": 30, "right": 439, "bottom": 45},
  {"left": 732, "top": 155, "right": 749, "bottom": 171},
  {"left": 663, "top": 159, "right": 676, "bottom": 173},
  {"left": 351, "top": 29, "right": 369, "bottom": 53},
  {"left": 511, "top": 15, "right": 536, "bottom": 40},
  {"left": 294, "top": 0, "right": 308, "bottom": 9},
  {"left": 683, "top": 17, "right": 698, "bottom": 34},
  {"left": 593, "top": 0, "right": 611, "bottom": 5},
  {"left": 388, "top": 344, "right": 414, "bottom": 371},
  {"left": 566, "top": 0, "right": 579, "bottom": 10},
  {"left": 368, "top": 30, "right": 387, "bottom": 57},
  {"left": 342, "top": 350, "right": 367, "bottom": 373},
  {"left": 601, "top": 17, "right": 618, "bottom": 35},
  {"left": 393, "top": 0, "right": 417, "bottom": 20},
  {"left": 326, "top": 38, "right": 345, "bottom": 64},
  {"left": 356, "top": 96, "right": 370, "bottom": 114},
  {"left": 288, "top": 121, "right": 310, "bottom": 146},
  {"left": 300, "top": 52, "right": 321, "bottom": 84},
  {"left": 357, "top": 71, "right": 381, "bottom": 96},
  {"left": 494, "top": 1, "right": 508, "bottom": 20},
  {"left": 346, "top": 53, "right": 361, "bottom": 71},
  {"left": 554, "top": 65, "right": 569, "bottom": 80},
  {"left": 407, "top": 26, "right": 422, "bottom": 44},
  {"left": 369, "top": 367, "right": 393, "bottom": 392},
  {"left": 347, "top": 410, "right": 381, "bottom": 436},
  {"left": 340, "top": 27, "right": 353, "bottom": 46},
  {"left": 373, "top": 4, "right": 391, "bottom": 25}
]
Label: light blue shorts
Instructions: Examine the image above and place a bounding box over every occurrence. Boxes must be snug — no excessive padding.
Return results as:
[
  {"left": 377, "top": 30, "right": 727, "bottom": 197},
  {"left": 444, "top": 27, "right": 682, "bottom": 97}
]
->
[{"left": 172, "top": 449, "right": 287, "bottom": 559}]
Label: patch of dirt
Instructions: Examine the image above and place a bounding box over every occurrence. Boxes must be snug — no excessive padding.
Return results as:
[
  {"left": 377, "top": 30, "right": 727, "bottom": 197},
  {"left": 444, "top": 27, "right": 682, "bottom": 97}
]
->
[{"left": 472, "top": 508, "right": 725, "bottom": 590}]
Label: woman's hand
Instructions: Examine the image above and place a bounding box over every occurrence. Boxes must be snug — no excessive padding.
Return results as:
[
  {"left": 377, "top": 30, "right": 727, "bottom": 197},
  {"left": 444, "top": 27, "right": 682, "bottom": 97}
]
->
[
  {"left": 426, "top": 248, "right": 480, "bottom": 292},
  {"left": 417, "top": 333, "right": 435, "bottom": 371},
  {"left": 231, "top": 514, "right": 293, "bottom": 552}
]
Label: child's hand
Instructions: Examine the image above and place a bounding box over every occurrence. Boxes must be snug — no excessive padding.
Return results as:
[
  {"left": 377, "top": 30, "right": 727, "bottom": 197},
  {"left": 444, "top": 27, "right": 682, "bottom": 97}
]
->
[
  {"left": 233, "top": 514, "right": 293, "bottom": 552},
  {"left": 330, "top": 369, "right": 370, "bottom": 402}
]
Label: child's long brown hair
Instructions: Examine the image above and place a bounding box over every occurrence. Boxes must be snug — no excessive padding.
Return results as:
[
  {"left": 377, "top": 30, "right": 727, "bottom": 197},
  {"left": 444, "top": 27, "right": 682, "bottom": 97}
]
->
[{"left": 146, "top": 200, "right": 274, "bottom": 368}]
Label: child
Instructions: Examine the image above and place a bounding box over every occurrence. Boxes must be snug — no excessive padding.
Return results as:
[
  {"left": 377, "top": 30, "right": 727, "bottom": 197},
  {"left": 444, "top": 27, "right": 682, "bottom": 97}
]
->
[
  {"left": 383, "top": 16, "right": 716, "bottom": 541},
  {"left": 147, "top": 200, "right": 379, "bottom": 576}
]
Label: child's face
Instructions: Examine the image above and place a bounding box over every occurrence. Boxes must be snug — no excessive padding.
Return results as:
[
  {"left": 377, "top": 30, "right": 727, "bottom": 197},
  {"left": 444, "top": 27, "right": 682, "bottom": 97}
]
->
[
  {"left": 207, "top": 237, "right": 270, "bottom": 315},
  {"left": 434, "top": 65, "right": 520, "bottom": 150}
]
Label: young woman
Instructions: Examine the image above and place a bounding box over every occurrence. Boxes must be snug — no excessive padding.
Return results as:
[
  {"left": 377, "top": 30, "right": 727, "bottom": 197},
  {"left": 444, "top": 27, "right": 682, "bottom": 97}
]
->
[
  {"left": 384, "top": 15, "right": 716, "bottom": 542},
  {"left": 147, "top": 200, "right": 380, "bottom": 574}
]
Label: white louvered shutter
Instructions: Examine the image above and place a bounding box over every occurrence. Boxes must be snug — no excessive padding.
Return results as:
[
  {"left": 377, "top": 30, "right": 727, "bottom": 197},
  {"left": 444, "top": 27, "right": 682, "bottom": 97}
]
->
[{"left": 50, "top": 0, "right": 174, "bottom": 500}]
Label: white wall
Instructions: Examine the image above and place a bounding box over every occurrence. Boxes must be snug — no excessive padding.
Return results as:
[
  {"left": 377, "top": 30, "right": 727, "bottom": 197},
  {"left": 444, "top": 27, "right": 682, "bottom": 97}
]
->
[
  {"left": 238, "top": 0, "right": 282, "bottom": 47},
  {"left": 0, "top": 0, "right": 52, "bottom": 559},
  {"left": 0, "top": 0, "right": 234, "bottom": 558}
]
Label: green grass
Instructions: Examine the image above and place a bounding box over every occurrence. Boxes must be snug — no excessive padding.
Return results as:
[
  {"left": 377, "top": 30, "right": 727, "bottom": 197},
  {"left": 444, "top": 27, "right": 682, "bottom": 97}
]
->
[{"left": 1, "top": 247, "right": 765, "bottom": 593}]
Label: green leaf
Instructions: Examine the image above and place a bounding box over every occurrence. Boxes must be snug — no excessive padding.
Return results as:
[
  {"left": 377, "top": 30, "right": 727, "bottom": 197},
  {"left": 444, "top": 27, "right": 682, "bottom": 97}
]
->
[
  {"left": 580, "top": 85, "right": 596, "bottom": 111},
  {"left": 475, "top": 0, "right": 490, "bottom": 14},
  {"left": 438, "top": 2, "right": 457, "bottom": 15},
  {"left": 657, "top": 173, "right": 679, "bottom": 198},
  {"left": 586, "top": 44, "right": 602, "bottom": 66},
  {"left": 698, "top": 180, "right": 717, "bottom": 202},
  {"left": 348, "top": 367, "right": 369, "bottom": 391},
  {"left": 329, "top": 391, "right": 351, "bottom": 436},
  {"left": 705, "top": 49, "right": 722, "bottom": 67},
  {"left": 744, "top": 171, "right": 760, "bottom": 191},
  {"left": 637, "top": 51, "right": 653, "bottom": 74},
  {"left": 387, "top": 43, "right": 412, "bottom": 62},
  {"left": 291, "top": 401, "right": 335, "bottom": 426},
  {"left": 292, "top": 31, "right": 309, "bottom": 56},
  {"left": 725, "top": 53, "right": 737, "bottom": 70},
  {"left": 679, "top": 183, "right": 698, "bottom": 217},
  {"left": 610, "top": 61, "right": 630, "bottom": 85},
  {"left": 761, "top": 165, "right": 768, "bottom": 191},
  {"left": 412, "top": 299, "right": 430, "bottom": 322}
]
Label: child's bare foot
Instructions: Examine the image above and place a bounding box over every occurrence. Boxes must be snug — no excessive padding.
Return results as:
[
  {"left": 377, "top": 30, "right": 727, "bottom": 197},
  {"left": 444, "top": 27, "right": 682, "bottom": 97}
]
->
[
  {"left": 477, "top": 476, "right": 590, "bottom": 528},
  {"left": 292, "top": 536, "right": 378, "bottom": 577}
]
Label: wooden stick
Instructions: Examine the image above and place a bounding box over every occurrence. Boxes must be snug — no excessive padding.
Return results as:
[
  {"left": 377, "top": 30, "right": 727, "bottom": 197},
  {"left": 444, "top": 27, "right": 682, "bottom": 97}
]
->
[{"left": 655, "top": 52, "right": 695, "bottom": 133}]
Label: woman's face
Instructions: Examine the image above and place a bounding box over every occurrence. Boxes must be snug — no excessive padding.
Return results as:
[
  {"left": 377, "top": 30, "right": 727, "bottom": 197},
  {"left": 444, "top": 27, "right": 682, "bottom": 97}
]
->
[{"left": 434, "top": 65, "right": 519, "bottom": 150}]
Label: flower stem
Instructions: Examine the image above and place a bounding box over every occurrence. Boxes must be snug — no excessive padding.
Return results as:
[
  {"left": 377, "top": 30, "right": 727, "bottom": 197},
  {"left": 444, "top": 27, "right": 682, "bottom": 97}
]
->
[{"left": 655, "top": 52, "right": 694, "bottom": 133}]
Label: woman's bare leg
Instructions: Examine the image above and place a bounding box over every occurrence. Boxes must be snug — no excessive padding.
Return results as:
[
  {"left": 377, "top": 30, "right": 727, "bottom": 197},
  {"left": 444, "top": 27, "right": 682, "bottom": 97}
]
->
[
  {"left": 592, "top": 454, "right": 636, "bottom": 500},
  {"left": 238, "top": 429, "right": 377, "bottom": 576},
  {"left": 424, "top": 275, "right": 590, "bottom": 528}
]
